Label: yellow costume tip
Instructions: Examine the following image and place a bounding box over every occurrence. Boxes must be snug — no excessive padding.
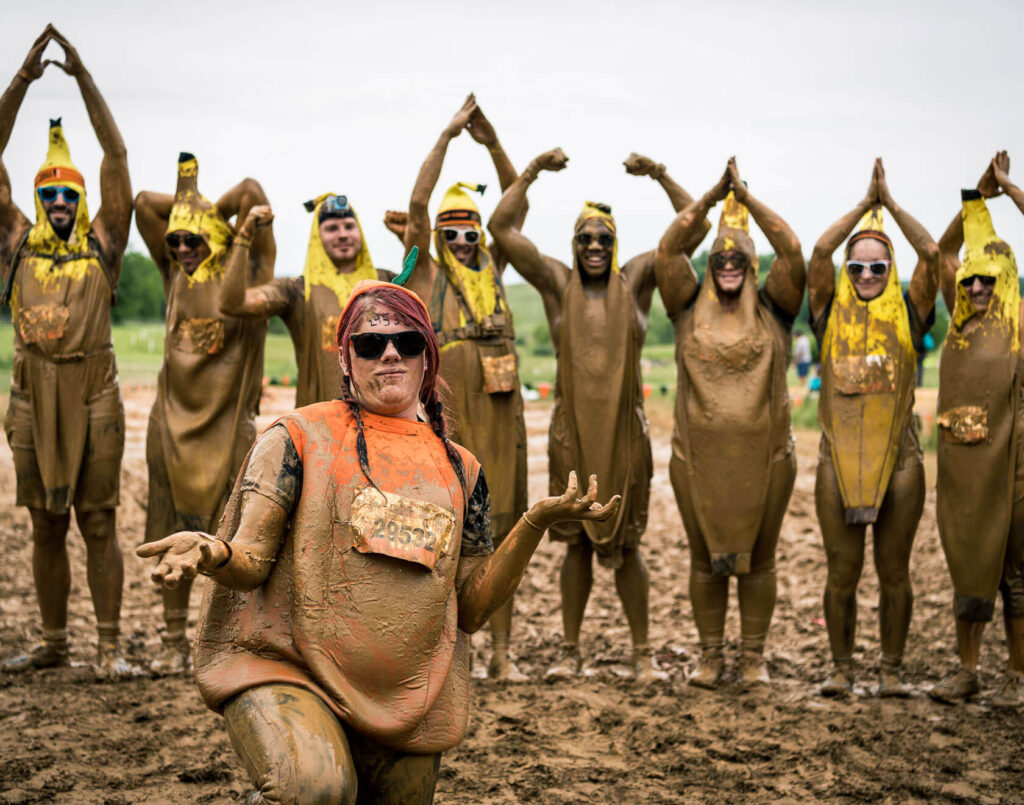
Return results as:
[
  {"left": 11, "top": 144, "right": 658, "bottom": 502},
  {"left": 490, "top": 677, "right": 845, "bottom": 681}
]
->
[
  {"left": 456, "top": 181, "right": 486, "bottom": 195},
  {"left": 961, "top": 193, "right": 1002, "bottom": 263},
  {"left": 856, "top": 206, "right": 886, "bottom": 234},
  {"left": 437, "top": 183, "right": 484, "bottom": 227},
  {"left": 718, "top": 191, "right": 749, "bottom": 234}
]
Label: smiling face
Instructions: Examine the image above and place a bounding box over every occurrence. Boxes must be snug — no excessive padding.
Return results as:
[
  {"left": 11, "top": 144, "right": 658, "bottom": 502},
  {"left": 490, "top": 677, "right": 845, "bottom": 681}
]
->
[
  {"left": 41, "top": 192, "right": 78, "bottom": 241},
  {"left": 961, "top": 275, "right": 995, "bottom": 314},
  {"left": 710, "top": 249, "right": 748, "bottom": 298},
  {"left": 847, "top": 237, "right": 892, "bottom": 301},
  {"left": 320, "top": 217, "right": 363, "bottom": 270},
  {"left": 443, "top": 224, "right": 480, "bottom": 268},
  {"left": 346, "top": 303, "right": 425, "bottom": 419},
  {"left": 167, "top": 229, "right": 212, "bottom": 274},
  {"left": 574, "top": 219, "right": 614, "bottom": 278}
]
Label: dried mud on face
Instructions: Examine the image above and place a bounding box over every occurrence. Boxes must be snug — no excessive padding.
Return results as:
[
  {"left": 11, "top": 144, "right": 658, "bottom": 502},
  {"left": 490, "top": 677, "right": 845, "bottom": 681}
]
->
[{"left": 0, "top": 388, "right": 1021, "bottom": 804}]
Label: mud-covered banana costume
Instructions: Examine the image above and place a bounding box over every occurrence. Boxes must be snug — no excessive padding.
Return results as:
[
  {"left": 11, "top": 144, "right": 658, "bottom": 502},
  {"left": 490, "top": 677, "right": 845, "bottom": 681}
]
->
[
  {"left": 427, "top": 182, "right": 527, "bottom": 540},
  {"left": 3, "top": 119, "right": 124, "bottom": 515},
  {"left": 145, "top": 153, "right": 268, "bottom": 538},
  {"left": 548, "top": 202, "right": 650, "bottom": 567},
  {"left": 937, "top": 190, "right": 1024, "bottom": 623}
]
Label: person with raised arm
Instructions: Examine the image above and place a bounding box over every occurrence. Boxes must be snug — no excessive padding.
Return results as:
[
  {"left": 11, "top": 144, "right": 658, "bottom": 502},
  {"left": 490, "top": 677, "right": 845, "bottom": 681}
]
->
[
  {"left": 489, "top": 147, "right": 708, "bottom": 681},
  {"left": 134, "top": 154, "right": 275, "bottom": 675},
  {"left": 929, "top": 152, "right": 1024, "bottom": 706},
  {"left": 400, "top": 94, "right": 530, "bottom": 680},
  {"left": 219, "top": 193, "right": 394, "bottom": 407},
  {"left": 138, "top": 276, "right": 618, "bottom": 803},
  {"left": 0, "top": 26, "right": 135, "bottom": 679},
  {"left": 655, "top": 157, "right": 805, "bottom": 688},
  {"left": 808, "top": 159, "right": 939, "bottom": 697}
]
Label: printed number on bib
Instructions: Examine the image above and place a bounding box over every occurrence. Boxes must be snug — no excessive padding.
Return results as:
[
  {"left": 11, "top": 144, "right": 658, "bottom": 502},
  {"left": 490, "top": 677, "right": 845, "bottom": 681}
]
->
[{"left": 349, "top": 485, "right": 456, "bottom": 570}]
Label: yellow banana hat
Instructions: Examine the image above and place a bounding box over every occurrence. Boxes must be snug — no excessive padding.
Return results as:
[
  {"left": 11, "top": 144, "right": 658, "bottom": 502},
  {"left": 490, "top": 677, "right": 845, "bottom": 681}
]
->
[
  {"left": 949, "top": 189, "right": 1019, "bottom": 341},
  {"left": 302, "top": 193, "right": 376, "bottom": 306},
  {"left": 709, "top": 191, "right": 756, "bottom": 274},
  {"left": 166, "top": 153, "right": 234, "bottom": 284},
  {"left": 573, "top": 200, "right": 620, "bottom": 275},
  {"left": 27, "top": 118, "right": 90, "bottom": 254}
]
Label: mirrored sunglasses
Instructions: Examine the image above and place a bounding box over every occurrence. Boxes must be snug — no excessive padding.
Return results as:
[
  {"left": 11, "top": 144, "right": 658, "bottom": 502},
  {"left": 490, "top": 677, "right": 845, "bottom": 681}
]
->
[{"left": 847, "top": 260, "right": 891, "bottom": 277}]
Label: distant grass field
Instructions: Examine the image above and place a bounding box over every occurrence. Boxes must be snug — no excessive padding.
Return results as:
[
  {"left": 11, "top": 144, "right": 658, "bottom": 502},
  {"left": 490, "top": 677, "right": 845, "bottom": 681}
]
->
[{"left": 0, "top": 284, "right": 940, "bottom": 425}]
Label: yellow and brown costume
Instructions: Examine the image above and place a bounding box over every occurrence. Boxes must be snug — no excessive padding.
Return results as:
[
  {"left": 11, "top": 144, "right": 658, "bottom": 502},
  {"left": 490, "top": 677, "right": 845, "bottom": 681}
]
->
[
  {"left": 668, "top": 193, "right": 795, "bottom": 579},
  {"left": 548, "top": 202, "right": 651, "bottom": 569},
  {"left": 813, "top": 208, "right": 931, "bottom": 522},
  {"left": 3, "top": 119, "right": 123, "bottom": 514},
  {"left": 145, "top": 154, "right": 267, "bottom": 536},
  {"left": 427, "top": 183, "right": 527, "bottom": 539},
  {"left": 937, "top": 191, "right": 1024, "bottom": 621},
  {"left": 259, "top": 195, "right": 391, "bottom": 407}
]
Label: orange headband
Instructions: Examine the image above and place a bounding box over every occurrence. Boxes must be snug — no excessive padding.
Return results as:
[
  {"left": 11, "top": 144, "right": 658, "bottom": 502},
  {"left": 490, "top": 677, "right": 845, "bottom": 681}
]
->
[{"left": 35, "top": 166, "right": 85, "bottom": 189}]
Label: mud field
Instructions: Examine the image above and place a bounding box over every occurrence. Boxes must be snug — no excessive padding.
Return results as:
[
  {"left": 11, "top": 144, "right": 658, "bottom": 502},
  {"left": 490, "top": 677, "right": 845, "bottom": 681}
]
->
[{"left": 1, "top": 387, "right": 1022, "bottom": 804}]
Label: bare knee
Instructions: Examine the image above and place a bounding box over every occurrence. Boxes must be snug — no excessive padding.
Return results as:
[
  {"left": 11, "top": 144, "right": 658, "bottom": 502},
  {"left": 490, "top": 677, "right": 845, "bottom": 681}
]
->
[
  {"left": 825, "top": 558, "right": 861, "bottom": 597},
  {"left": 254, "top": 758, "right": 356, "bottom": 805},
  {"left": 75, "top": 509, "right": 117, "bottom": 544},
  {"left": 29, "top": 508, "right": 70, "bottom": 548}
]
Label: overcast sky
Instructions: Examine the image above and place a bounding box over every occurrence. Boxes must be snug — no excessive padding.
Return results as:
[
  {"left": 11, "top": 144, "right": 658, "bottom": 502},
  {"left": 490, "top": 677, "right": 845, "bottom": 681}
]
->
[{"left": 3, "top": 0, "right": 1023, "bottom": 281}]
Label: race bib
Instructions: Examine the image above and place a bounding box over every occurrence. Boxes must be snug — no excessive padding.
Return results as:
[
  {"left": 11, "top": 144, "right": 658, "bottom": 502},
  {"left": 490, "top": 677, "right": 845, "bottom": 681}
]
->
[
  {"left": 321, "top": 315, "right": 339, "bottom": 353},
  {"left": 480, "top": 352, "right": 517, "bottom": 394},
  {"left": 349, "top": 485, "right": 456, "bottom": 570},
  {"left": 937, "top": 405, "right": 989, "bottom": 444},
  {"left": 18, "top": 303, "right": 69, "bottom": 344},
  {"left": 832, "top": 354, "right": 896, "bottom": 395},
  {"left": 174, "top": 317, "right": 225, "bottom": 355}
]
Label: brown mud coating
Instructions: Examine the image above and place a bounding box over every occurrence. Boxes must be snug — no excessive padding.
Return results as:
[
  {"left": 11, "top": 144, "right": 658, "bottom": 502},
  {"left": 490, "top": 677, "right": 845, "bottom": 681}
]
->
[
  {"left": 218, "top": 204, "right": 394, "bottom": 408},
  {"left": 0, "top": 26, "right": 134, "bottom": 676},
  {"left": 808, "top": 159, "right": 940, "bottom": 686},
  {"left": 488, "top": 147, "right": 703, "bottom": 678},
  {"left": 654, "top": 158, "right": 805, "bottom": 680},
  {"left": 134, "top": 165, "right": 275, "bottom": 671},
  {"left": 402, "top": 95, "right": 529, "bottom": 681},
  {"left": 931, "top": 152, "right": 1024, "bottom": 686},
  {"left": 6, "top": 389, "right": 1024, "bottom": 802}
]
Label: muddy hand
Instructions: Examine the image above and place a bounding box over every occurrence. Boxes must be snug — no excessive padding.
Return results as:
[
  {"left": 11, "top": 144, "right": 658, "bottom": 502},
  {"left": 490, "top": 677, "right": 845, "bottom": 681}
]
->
[
  {"left": 727, "top": 157, "right": 748, "bottom": 202},
  {"left": 383, "top": 209, "right": 408, "bottom": 238},
  {"left": 241, "top": 204, "right": 274, "bottom": 236},
  {"left": 43, "top": 26, "right": 86, "bottom": 77},
  {"left": 536, "top": 148, "right": 569, "bottom": 172},
  {"left": 623, "top": 153, "right": 659, "bottom": 176},
  {"left": 873, "top": 158, "right": 893, "bottom": 208},
  {"left": 466, "top": 103, "right": 498, "bottom": 146},
  {"left": 19, "top": 26, "right": 54, "bottom": 82},
  {"left": 444, "top": 93, "right": 477, "bottom": 139},
  {"left": 991, "top": 150, "right": 1012, "bottom": 193},
  {"left": 526, "top": 472, "right": 620, "bottom": 531},
  {"left": 136, "top": 532, "right": 220, "bottom": 589}
]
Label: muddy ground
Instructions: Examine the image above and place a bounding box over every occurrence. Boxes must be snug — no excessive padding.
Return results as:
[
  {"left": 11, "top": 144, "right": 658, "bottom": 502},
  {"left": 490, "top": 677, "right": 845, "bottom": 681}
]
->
[{"left": 0, "top": 387, "right": 1021, "bottom": 804}]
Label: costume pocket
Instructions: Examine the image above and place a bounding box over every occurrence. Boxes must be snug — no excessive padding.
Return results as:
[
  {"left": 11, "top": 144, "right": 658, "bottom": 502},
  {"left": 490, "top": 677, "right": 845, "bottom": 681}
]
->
[
  {"left": 85, "top": 387, "right": 126, "bottom": 461},
  {"left": 320, "top": 315, "right": 340, "bottom": 354},
  {"left": 348, "top": 485, "right": 456, "bottom": 570},
  {"left": 172, "top": 318, "right": 225, "bottom": 355},
  {"left": 478, "top": 343, "right": 518, "bottom": 394},
  {"left": 937, "top": 405, "right": 988, "bottom": 444},
  {"left": 17, "top": 304, "right": 69, "bottom": 344},
  {"left": 832, "top": 354, "right": 896, "bottom": 395},
  {"left": 4, "top": 390, "right": 34, "bottom": 450}
]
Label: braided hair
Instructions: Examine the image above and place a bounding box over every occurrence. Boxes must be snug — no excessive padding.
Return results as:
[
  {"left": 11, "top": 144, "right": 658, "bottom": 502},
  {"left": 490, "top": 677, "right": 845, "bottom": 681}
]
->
[{"left": 335, "top": 287, "right": 468, "bottom": 504}]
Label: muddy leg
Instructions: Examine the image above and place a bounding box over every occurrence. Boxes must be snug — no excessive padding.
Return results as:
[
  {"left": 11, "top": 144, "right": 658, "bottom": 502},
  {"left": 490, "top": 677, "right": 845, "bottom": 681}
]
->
[
  {"left": 816, "top": 455, "right": 865, "bottom": 693},
  {"left": 616, "top": 548, "right": 665, "bottom": 681},
  {"left": 225, "top": 684, "right": 357, "bottom": 805},
  {"left": 993, "top": 498, "right": 1024, "bottom": 705},
  {"left": 546, "top": 540, "right": 592, "bottom": 679},
  {"left": 1, "top": 508, "right": 72, "bottom": 672},
  {"left": 347, "top": 731, "right": 441, "bottom": 805},
  {"left": 486, "top": 597, "right": 527, "bottom": 682},
  {"left": 873, "top": 463, "right": 923, "bottom": 696}
]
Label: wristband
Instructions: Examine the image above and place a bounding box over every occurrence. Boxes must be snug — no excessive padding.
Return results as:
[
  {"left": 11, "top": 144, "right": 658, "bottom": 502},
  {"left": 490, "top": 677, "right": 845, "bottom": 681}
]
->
[
  {"left": 234, "top": 235, "right": 253, "bottom": 250},
  {"left": 522, "top": 510, "right": 545, "bottom": 532}
]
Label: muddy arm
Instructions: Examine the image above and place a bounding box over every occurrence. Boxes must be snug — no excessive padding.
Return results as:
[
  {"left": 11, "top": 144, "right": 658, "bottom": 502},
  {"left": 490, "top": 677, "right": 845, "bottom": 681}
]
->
[
  {"left": 457, "top": 474, "right": 619, "bottom": 634},
  {"left": 0, "top": 29, "right": 51, "bottom": 267},
  {"left": 625, "top": 153, "right": 710, "bottom": 254},
  {"left": 655, "top": 168, "right": 730, "bottom": 316},
  {"left": 47, "top": 29, "right": 132, "bottom": 270},
  {"left": 215, "top": 178, "right": 276, "bottom": 285},
  {"left": 133, "top": 190, "right": 173, "bottom": 281},
  {"left": 488, "top": 150, "right": 570, "bottom": 306},
  {"left": 220, "top": 205, "right": 291, "bottom": 318},
  {"left": 876, "top": 160, "right": 939, "bottom": 320},
  {"left": 728, "top": 160, "right": 805, "bottom": 317},
  {"left": 937, "top": 211, "right": 962, "bottom": 315}
]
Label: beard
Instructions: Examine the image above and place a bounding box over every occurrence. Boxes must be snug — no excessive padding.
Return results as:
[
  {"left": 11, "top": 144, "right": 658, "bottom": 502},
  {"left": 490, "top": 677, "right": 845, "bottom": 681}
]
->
[{"left": 48, "top": 214, "right": 75, "bottom": 241}]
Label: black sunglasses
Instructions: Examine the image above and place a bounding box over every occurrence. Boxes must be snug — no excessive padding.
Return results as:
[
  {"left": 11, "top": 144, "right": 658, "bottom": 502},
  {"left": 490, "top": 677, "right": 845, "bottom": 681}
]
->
[
  {"left": 350, "top": 330, "right": 427, "bottom": 360},
  {"left": 709, "top": 252, "right": 749, "bottom": 271},
  {"left": 960, "top": 275, "right": 997, "bottom": 288},
  {"left": 847, "top": 260, "right": 890, "bottom": 277},
  {"left": 165, "top": 232, "right": 205, "bottom": 250},
  {"left": 576, "top": 233, "right": 614, "bottom": 247}
]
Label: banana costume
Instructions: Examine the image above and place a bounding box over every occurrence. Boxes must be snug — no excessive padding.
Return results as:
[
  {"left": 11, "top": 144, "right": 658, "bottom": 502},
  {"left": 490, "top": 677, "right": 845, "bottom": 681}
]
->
[
  {"left": 145, "top": 153, "right": 267, "bottom": 537},
  {"left": 937, "top": 190, "right": 1023, "bottom": 621},
  {"left": 427, "top": 183, "right": 526, "bottom": 538},
  {"left": 818, "top": 208, "right": 919, "bottom": 524},
  {"left": 548, "top": 202, "right": 652, "bottom": 568},
  {"left": 667, "top": 192, "right": 796, "bottom": 654},
  {"left": 3, "top": 119, "right": 123, "bottom": 514}
]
